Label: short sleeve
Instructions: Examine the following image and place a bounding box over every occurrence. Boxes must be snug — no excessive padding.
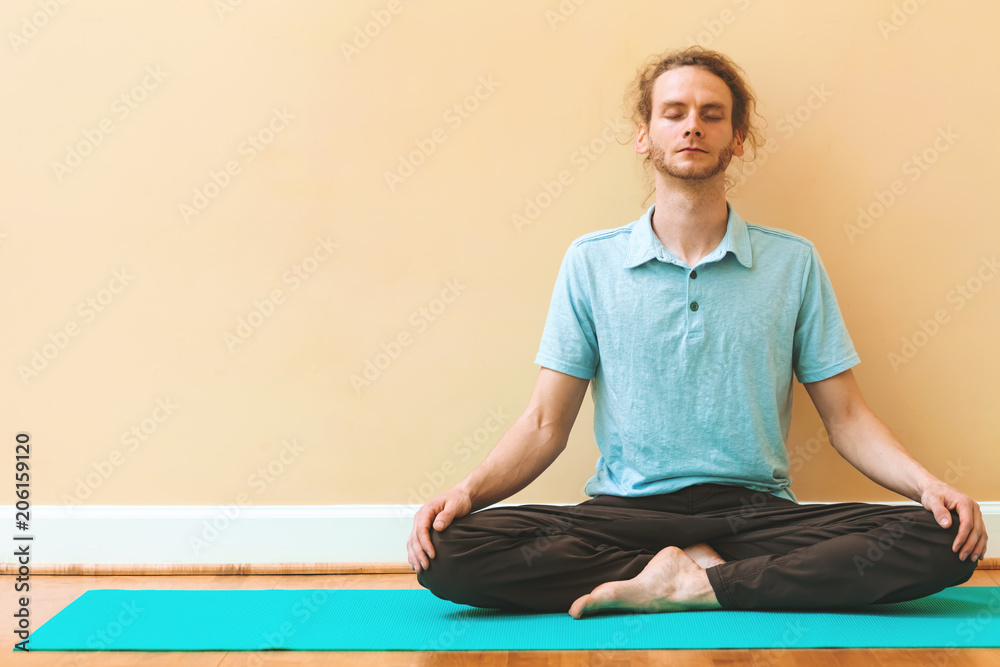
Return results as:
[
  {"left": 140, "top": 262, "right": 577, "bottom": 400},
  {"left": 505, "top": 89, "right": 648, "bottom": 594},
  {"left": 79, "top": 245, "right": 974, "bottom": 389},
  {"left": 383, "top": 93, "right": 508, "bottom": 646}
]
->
[
  {"left": 533, "top": 242, "right": 600, "bottom": 380},
  {"left": 792, "top": 245, "right": 861, "bottom": 383}
]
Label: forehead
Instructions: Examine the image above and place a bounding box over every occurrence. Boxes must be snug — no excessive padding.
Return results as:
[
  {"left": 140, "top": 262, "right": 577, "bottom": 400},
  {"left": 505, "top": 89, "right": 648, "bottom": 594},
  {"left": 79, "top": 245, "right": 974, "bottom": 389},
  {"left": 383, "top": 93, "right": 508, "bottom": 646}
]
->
[{"left": 651, "top": 66, "right": 733, "bottom": 110}]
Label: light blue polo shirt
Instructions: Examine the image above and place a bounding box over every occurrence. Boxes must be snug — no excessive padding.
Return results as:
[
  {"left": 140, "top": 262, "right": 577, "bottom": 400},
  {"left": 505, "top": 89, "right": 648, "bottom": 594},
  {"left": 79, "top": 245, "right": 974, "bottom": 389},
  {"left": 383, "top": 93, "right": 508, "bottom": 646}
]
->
[{"left": 534, "top": 202, "right": 861, "bottom": 503}]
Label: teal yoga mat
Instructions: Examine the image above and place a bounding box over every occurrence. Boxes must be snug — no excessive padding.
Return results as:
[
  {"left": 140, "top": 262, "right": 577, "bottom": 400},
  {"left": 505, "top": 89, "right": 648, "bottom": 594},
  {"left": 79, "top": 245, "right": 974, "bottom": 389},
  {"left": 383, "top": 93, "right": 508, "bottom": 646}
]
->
[{"left": 18, "top": 587, "right": 1000, "bottom": 651}]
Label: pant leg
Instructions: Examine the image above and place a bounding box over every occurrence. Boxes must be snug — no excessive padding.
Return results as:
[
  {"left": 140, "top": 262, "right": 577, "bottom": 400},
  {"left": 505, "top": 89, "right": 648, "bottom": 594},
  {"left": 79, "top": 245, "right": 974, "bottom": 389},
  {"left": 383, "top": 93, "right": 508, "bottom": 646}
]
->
[
  {"left": 416, "top": 491, "right": 711, "bottom": 612},
  {"left": 416, "top": 483, "right": 980, "bottom": 613},
  {"left": 696, "top": 487, "right": 980, "bottom": 610}
]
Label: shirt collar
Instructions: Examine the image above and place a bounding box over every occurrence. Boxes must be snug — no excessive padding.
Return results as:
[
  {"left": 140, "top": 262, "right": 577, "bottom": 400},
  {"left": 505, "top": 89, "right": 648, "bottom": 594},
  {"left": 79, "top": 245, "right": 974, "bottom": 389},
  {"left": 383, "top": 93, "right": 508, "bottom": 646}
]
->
[{"left": 622, "top": 201, "right": 753, "bottom": 270}]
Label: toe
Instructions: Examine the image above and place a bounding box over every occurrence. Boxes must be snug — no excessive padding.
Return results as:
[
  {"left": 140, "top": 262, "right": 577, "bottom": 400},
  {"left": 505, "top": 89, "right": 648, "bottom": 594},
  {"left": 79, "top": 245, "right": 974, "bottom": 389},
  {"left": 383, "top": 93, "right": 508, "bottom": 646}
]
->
[{"left": 568, "top": 594, "right": 590, "bottom": 619}]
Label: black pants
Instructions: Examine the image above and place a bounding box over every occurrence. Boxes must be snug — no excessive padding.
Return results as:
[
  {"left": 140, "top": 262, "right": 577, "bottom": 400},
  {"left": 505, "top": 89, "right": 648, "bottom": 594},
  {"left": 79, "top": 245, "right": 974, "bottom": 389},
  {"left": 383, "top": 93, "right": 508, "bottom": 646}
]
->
[{"left": 416, "top": 483, "right": 978, "bottom": 612}]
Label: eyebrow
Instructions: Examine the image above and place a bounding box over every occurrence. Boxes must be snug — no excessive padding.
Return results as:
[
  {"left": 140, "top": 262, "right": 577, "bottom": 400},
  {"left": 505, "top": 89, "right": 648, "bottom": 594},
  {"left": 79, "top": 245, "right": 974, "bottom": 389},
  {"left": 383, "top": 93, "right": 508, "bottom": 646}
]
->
[{"left": 659, "top": 101, "right": 727, "bottom": 113}]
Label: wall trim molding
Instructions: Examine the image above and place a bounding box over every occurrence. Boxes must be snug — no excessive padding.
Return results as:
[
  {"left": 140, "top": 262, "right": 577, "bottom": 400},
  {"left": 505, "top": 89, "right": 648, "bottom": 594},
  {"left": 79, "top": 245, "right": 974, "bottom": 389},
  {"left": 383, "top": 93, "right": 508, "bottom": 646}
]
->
[{"left": 4, "top": 502, "right": 997, "bottom": 573}]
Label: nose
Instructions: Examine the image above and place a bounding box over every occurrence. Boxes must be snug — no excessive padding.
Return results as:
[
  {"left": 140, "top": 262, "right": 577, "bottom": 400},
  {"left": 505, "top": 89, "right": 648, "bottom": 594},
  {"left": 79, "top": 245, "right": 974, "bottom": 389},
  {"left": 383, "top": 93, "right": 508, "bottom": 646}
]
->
[{"left": 683, "top": 112, "right": 703, "bottom": 138}]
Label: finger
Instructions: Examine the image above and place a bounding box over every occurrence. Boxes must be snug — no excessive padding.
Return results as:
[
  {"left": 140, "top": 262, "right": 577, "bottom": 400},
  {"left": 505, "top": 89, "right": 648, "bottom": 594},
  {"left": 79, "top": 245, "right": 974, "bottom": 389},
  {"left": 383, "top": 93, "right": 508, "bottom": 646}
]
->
[
  {"left": 970, "top": 511, "right": 986, "bottom": 560},
  {"left": 960, "top": 513, "right": 986, "bottom": 561},
  {"left": 972, "top": 533, "right": 988, "bottom": 562},
  {"left": 410, "top": 521, "right": 431, "bottom": 570},
  {"left": 433, "top": 511, "right": 451, "bottom": 532},
  {"left": 413, "top": 530, "right": 430, "bottom": 569},
  {"left": 406, "top": 540, "right": 419, "bottom": 572},
  {"left": 405, "top": 543, "right": 418, "bottom": 572},
  {"left": 407, "top": 537, "right": 424, "bottom": 571},
  {"left": 417, "top": 521, "right": 436, "bottom": 562},
  {"left": 926, "top": 498, "right": 951, "bottom": 528},
  {"left": 951, "top": 501, "right": 973, "bottom": 553},
  {"left": 412, "top": 507, "right": 436, "bottom": 564},
  {"left": 959, "top": 528, "right": 981, "bottom": 561},
  {"left": 411, "top": 540, "right": 428, "bottom": 571}
]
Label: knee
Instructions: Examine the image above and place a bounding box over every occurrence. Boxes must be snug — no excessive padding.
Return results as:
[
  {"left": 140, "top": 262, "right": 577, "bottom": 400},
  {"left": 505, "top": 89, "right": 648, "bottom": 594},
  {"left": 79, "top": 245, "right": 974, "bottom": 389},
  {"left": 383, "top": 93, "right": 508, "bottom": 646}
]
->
[
  {"left": 951, "top": 558, "right": 978, "bottom": 586},
  {"left": 935, "top": 547, "right": 979, "bottom": 588},
  {"left": 414, "top": 527, "right": 470, "bottom": 602},
  {"left": 922, "top": 511, "right": 980, "bottom": 584},
  {"left": 931, "top": 534, "right": 978, "bottom": 573},
  {"left": 414, "top": 528, "right": 450, "bottom": 587}
]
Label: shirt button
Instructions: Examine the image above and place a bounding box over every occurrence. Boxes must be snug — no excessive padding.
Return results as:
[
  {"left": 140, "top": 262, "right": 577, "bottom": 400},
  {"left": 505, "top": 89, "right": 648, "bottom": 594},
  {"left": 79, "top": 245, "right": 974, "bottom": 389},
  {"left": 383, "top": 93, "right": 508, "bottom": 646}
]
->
[
  {"left": 690, "top": 269, "right": 697, "bottom": 279},
  {"left": 690, "top": 301, "right": 699, "bottom": 311}
]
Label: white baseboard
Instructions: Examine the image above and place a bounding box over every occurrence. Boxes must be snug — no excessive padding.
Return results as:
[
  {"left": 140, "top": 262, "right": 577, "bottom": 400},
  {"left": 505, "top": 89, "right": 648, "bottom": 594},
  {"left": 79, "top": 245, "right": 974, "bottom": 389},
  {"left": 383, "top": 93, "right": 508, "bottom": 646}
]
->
[{"left": 3, "top": 501, "right": 998, "bottom": 566}]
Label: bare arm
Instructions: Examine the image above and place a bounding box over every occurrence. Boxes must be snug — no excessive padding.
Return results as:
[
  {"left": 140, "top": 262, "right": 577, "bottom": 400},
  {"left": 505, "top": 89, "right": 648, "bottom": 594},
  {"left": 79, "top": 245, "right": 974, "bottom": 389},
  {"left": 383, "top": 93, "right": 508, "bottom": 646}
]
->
[
  {"left": 457, "top": 367, "right": 591, "bottom": 512},
  {"left": 803, "top": 368, "right": 936, "bottom": 501},
  {"left": 407, "top": 367, "right": 590, "bottom": 571},
  {"left": 804, "top": 368, "right": 988, "bottom": 562}
]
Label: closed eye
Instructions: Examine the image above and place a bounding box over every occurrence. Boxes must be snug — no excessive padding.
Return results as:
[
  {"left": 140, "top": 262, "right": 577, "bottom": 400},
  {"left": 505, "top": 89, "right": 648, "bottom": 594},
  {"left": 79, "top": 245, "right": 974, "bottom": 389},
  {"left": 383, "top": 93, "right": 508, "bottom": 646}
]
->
[{"left": 666, "top": 114, "right": 724, "bottom": 120}]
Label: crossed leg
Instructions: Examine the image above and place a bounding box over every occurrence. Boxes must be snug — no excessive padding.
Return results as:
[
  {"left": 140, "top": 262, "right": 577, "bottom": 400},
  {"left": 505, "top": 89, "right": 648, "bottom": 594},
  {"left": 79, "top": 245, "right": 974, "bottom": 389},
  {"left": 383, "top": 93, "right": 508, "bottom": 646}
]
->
[{"left": 417, "top": 486, "right": 978, "bottom": 615}]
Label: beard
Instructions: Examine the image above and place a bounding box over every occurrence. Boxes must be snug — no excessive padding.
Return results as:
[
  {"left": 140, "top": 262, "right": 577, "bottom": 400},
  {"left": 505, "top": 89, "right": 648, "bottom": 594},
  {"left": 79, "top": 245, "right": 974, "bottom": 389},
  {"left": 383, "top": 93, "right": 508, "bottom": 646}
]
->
[{"left": 650, "top": 136, "right": 736, "bottom": 181}]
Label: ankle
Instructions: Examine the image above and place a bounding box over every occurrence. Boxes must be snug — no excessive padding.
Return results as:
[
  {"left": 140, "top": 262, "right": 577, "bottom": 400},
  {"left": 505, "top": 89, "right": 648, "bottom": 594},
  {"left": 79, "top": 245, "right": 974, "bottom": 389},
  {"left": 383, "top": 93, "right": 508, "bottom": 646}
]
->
[{"left": 681, "top": 569, "right": 720, "bottom": 607}]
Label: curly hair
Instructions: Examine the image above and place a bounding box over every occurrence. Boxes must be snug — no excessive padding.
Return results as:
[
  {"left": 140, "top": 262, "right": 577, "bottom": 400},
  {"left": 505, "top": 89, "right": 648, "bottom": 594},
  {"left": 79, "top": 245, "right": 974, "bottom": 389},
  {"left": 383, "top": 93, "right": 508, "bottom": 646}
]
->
[{"left": 622, "top": 46, "right": 767, "bottom": 194}]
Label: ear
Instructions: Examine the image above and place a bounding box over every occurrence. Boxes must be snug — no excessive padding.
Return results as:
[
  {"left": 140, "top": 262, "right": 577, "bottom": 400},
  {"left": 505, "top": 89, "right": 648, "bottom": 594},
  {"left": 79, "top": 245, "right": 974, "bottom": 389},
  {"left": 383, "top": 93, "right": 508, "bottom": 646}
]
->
[
  {"left": 635, "top": 124, "right": 649, "bottom": 155},
  {"left": 732, "top": 128, "right": 745, "bottom": 157}
]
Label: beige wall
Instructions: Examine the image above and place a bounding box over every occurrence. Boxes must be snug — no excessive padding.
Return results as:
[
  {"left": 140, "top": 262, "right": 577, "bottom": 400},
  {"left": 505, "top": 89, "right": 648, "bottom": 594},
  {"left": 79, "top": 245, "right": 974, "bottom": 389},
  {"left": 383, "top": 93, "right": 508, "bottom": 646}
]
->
[{"left": 3, "top": 0, "right": 997, "bottom": 508}]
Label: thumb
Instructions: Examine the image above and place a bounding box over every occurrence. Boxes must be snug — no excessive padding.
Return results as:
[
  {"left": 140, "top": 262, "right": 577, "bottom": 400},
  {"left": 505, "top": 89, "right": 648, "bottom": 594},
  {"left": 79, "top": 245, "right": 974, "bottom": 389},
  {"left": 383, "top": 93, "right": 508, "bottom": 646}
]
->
[
  {"left": 924, "top": 496, "right": 950, "bottom": 527},
  {"left": 932, "top": 501, "right": 952, "bottom": 527},
  {"left": 433, "top": 512, "right": 449, "bottom": 530}
]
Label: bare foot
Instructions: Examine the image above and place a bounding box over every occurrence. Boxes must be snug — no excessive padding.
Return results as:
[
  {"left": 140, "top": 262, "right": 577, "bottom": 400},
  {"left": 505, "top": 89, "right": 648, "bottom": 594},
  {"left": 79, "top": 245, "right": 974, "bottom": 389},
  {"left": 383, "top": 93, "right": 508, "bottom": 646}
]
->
[
  {"left": 567, "top": 546, "right": 722, "bottom": 619},
  {"left": 682, "top": 542, "right": 727, "bottom": 569}
]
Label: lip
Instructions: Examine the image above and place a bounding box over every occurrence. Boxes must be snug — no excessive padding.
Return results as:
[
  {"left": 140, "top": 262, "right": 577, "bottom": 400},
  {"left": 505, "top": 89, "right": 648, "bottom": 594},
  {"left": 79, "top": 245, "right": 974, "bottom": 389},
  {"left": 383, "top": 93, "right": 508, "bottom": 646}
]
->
[{"left": 679, "top": 148, "right": 706, "bottom": 153}]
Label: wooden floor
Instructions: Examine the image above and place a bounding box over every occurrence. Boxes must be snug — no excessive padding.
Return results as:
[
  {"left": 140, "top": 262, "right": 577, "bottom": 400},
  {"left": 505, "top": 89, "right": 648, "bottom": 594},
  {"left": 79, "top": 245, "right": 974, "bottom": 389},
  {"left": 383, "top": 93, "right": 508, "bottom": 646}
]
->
[{"left": 4, "top": 570, "right": 1000, "bottom": 666}]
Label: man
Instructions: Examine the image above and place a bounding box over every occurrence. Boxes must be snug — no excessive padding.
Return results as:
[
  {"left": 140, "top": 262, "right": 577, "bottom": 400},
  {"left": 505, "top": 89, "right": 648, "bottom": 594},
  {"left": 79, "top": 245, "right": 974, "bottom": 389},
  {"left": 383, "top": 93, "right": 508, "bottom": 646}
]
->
[{"left": 406, "top": 46, "right": 987, "bottom": 618}]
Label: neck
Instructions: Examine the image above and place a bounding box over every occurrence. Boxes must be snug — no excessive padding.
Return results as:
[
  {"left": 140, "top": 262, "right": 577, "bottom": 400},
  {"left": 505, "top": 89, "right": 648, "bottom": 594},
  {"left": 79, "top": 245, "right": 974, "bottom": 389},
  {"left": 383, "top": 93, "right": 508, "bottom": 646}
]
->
[{"left": 650, "top": 178, "right": 729, "bottom": 268}]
